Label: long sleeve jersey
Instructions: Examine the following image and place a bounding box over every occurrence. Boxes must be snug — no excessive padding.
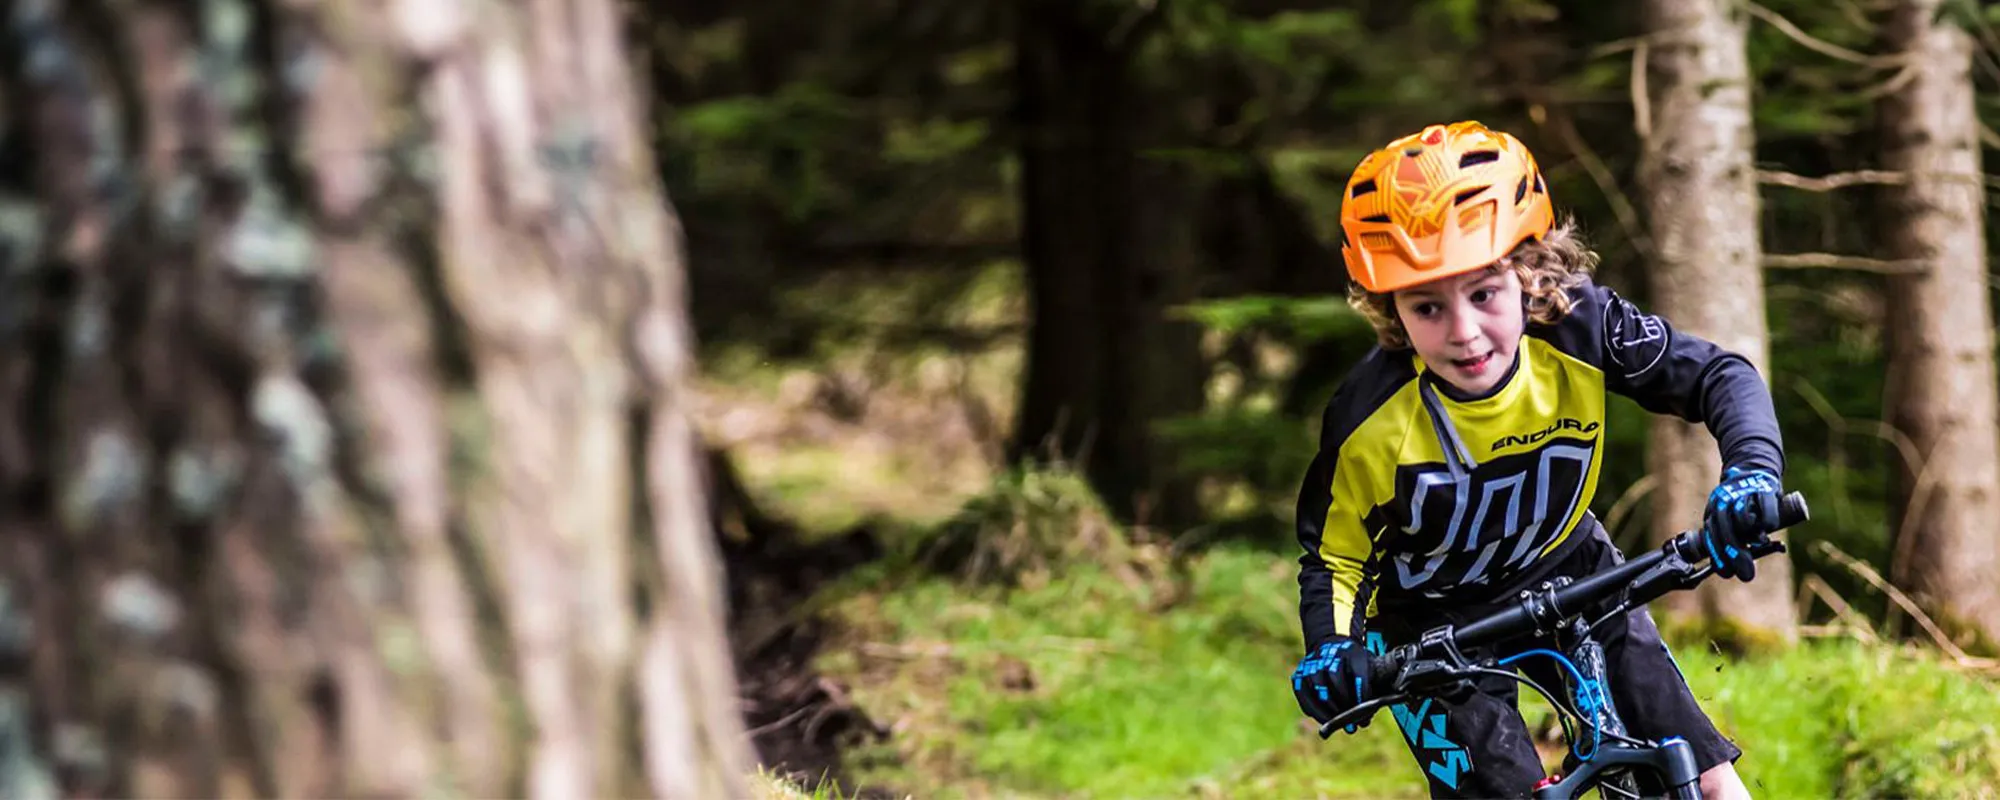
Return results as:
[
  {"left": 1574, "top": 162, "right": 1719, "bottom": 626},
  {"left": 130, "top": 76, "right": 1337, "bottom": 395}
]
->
[{"left": 1295, "top": 278, "right": 1784, "bottom": 651}]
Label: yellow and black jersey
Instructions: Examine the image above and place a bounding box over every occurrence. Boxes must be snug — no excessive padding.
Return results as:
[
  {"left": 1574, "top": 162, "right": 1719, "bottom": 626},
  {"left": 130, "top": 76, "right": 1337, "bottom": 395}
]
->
[{"left": 1296, "top": 278, "right": 1784, "bottom": 649}]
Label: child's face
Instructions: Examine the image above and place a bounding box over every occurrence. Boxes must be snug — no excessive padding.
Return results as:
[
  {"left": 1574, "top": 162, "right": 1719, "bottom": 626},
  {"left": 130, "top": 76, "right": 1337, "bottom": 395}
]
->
[{"left": 1393, "top": 267, "right": 1526, "bottom": 395}]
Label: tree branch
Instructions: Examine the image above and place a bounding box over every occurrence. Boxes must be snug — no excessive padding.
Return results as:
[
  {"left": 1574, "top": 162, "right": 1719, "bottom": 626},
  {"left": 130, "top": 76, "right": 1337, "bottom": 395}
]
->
[
  {"left": 1589, "top": 33, "right": 1655, "bottom": 59},
  {"left": 1741, "top": 1, "right": 1897, "bottom": 67},
  {"left": 1631, "top": 41, "right": 1651, "bottom": 142},
  {"left": 1857, "top": 58, "right": 1923, "bottom": 100},
  {"left": 1602, "top": 473, "right": 1657, "bottom": 544},
  {"left": 1980, "top": 122, "right": 2000, "bottom": 150},
  {"left": 1534, "top": 106, "right": 1652, "bottom": 256},
  {"left": 1756, "top": 169, "right": 1904, "bottom": 190},
  {"left": 1758, "top": 168, "right": 2000, "bottom": 191},
  {"left": 1763, "top": 253, "right": 1928, "bottom": 273}
]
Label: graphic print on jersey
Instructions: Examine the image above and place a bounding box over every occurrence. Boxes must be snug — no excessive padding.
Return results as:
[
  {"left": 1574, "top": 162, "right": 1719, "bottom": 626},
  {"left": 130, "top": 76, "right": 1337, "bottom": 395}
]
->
[
  {"left": 1603, "top": 299, "right": 1668, "bottom": 378},
  {"left": 1390, "top": 434, "right": 1598, "bottom": 594}
]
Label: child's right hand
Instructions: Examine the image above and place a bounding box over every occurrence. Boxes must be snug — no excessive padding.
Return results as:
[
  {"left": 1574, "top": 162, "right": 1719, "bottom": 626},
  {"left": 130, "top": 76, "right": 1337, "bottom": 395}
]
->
[{"left": 1291, "top": 639, "right": 1375, "bottom": 729}]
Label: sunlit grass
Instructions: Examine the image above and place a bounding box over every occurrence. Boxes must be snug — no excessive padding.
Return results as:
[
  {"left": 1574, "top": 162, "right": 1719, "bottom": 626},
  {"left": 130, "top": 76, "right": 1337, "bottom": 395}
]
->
[
  {"left": 1676, "top": 638, "right": 2000, "bottom": 799},
  {"left": 753, "top": 766, "right": 861, "bottom": 799},
  {"left": 826, "top": 547, "right": 1425, "bottom": 798}
]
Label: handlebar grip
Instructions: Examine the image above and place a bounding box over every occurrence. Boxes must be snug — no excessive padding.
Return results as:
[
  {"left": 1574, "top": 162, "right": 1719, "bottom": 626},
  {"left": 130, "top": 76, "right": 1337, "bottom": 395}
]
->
[
  {"left": 1745, "top": 492, "right": 1811, "bottom": 558},
  {"left": 1314, "top": 645, "right": 1414, "bottom": 739},
  {"left": 1372, "top": 644, "right": 1412, "bottom": 685},
  {"left": 1778, "top": 491, "right": 1810, "bottom": 529}
]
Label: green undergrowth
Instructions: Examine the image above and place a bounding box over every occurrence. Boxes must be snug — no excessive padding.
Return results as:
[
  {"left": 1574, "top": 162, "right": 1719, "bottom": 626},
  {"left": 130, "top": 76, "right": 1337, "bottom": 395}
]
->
[
  {"left": 913, "top": 464, "right": 1170, "bottom": 589},
  {"left": 807, "top": 468, "right": 2000, "bottom": 798},
  {"left": 753, "top": 767, "right": 859, "bottom": 800}
]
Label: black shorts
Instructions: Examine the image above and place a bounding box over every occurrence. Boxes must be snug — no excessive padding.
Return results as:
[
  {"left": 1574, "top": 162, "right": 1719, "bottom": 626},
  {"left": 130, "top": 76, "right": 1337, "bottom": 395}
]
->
[{"left": 1362, "top": 526, "right": 1741, "bottom": 798}]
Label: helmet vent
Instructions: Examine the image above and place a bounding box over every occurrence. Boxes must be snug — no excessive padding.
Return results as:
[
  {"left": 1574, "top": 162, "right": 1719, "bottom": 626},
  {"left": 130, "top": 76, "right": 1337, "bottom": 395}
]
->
[
  {"left": 1361, "top": 214, "right": 1391, "bottom": 223},
  {"left": 1459, "top": 201, "right": 1494, "bottom": 232},
  {"left": 1351, "top": 179, "right": 1378, "bottom": 198},
  {"left": 1454, "top": 188, "right": 1485, "bottom": 205},
  {"left": 1459, "top": 150, "right": 1500, "bottom": 168},
  {"left": 1515, "top": 176, "right": 1530, "bottom": 205},
  {"left": 1534, "top": 172, "right": 1546, "bottom": 194}
]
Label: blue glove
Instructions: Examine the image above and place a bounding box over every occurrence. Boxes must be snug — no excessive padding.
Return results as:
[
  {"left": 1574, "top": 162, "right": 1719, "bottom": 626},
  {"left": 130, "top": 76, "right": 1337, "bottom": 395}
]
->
[
  {"left": 1703, "top": 467, "right": 1784, "bottom": 582},
  {"left": 1291, "top": 639, "right": 1374, "bottom": 730}
]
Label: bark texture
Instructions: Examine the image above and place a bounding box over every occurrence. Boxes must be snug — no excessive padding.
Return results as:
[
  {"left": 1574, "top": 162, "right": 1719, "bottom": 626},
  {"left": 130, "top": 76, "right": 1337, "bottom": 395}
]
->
[
  {"left": 1876, "top": 0, "right": 2000, "bottom": 650},
  {"left": 0, "top": 0, "right": 750, "bottom": 796},
  {"left": 1636, "top": 0, "right": 1797, "bottom": 640}
]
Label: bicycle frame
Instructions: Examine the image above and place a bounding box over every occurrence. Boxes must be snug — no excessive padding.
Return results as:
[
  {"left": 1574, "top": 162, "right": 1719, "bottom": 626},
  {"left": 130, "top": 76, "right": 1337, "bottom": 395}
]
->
[{"left": 1316, "top": 492, "right": 1809, "bottom": 800}]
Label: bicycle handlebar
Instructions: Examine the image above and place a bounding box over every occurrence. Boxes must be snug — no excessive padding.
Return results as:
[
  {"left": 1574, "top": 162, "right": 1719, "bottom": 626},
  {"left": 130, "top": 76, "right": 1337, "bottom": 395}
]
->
[{"left": 1317, "top": 491, "right": 1809, "bottom": 738}]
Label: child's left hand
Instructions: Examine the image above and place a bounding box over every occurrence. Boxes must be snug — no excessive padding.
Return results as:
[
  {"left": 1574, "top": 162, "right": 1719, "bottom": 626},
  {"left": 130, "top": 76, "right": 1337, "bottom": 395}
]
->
[{"left": 1701, "top": 467, "right": 1784, "bottom": 581}]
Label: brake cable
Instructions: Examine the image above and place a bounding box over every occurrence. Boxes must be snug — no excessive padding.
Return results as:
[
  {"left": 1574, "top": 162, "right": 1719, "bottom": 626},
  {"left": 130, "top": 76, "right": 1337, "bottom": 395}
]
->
[{"left": 1493, "top": 650, "right": 1649, "bottom": 756}]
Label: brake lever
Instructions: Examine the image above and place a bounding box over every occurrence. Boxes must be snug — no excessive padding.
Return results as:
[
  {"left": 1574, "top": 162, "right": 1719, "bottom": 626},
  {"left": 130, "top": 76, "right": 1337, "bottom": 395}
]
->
[
  {"left": 1747, "top": 537, "right": 1788, "bottom": 558},
  {"left": 1316, "top": 692, "right": 1411, "bottom": 739},
  {"left": 1314, "top": 638, "right": 1484, "bottom": 739}
]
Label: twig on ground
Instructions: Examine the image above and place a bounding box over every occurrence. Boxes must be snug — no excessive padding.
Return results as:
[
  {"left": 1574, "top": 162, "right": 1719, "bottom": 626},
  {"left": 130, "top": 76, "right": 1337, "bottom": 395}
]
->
[
  {"left": 1810, "top": 540, "right": 1999, "bottom": 670},
  {"left": 747, "top": 703, "right": 821, "bottom": 737},
  {"left": 1800, "top": 573, "right": 1879, "bottom": 643}
]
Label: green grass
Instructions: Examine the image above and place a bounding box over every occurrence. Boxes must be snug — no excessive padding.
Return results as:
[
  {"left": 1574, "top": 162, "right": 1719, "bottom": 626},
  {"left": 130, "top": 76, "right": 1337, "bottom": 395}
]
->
[
  {"left": 1675, "top": 639, "right": 2000, "bottom": 799},
  {"left": 754, "top": 767, "right": 859, "bottom": 799},
  {"left": 820, "top": 538, "right": 2000, "bottom": 799},
  {"left": 826, "top": 547, "right": 1426, "bottom": 799}
]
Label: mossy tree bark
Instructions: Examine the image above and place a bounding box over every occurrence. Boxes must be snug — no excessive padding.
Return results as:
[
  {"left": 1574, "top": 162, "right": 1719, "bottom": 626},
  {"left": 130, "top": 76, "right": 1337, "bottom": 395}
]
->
[
  {"left": 0, "top": 0, "right": 748, "bottom": 796},
  {"left": 1635, "top": 0, "right": 1797, "bottom": 643},
  {"left": 1876, "top": 0, "right": 2000, "bottom": 652}
]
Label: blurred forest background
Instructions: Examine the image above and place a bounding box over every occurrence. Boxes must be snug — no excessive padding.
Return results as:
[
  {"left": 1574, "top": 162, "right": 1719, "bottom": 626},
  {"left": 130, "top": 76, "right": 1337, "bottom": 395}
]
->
[{"left": 6, "top": 0, "right": 2000, "bottom": 798}]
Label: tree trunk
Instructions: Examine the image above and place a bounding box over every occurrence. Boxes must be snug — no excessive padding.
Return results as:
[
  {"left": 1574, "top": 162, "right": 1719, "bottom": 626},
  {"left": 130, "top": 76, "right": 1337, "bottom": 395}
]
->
[
  {"left": 0, "top": 0, "right": 750, "bottom": 797},
  {"left": 1010, "top": 0, "right": 1206, "bottom": 525},
  {"left": 1876, "top": 0, "right": 2000, "bottom": 651},
  {"left": 1635, "top": 0, "right": 1797, "bottom": 642}
]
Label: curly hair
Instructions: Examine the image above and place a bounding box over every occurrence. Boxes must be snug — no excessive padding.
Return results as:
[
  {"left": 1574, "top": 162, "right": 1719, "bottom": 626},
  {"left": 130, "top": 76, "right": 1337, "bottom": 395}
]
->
[{"left": 1346, "top": 217, "right": 1599, "bottom": 351}]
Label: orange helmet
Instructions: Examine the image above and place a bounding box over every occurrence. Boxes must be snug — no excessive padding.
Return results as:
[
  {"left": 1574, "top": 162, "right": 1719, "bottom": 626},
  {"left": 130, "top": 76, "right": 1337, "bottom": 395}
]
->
[{"left": 1340, "top": 121, "right": 1554, "bottom": 293}]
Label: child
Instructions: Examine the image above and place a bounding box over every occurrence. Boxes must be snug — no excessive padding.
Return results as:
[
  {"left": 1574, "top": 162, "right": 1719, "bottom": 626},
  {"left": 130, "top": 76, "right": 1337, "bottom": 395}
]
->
[{"left": 1289, "top": 121, "right": 1786, "bottom": 799}]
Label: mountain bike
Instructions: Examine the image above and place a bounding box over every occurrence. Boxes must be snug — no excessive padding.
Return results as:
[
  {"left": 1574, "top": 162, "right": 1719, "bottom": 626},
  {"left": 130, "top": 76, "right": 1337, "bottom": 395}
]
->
[{"left": 1318, "top": 492, "right": 1810, "bottom": 799}]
